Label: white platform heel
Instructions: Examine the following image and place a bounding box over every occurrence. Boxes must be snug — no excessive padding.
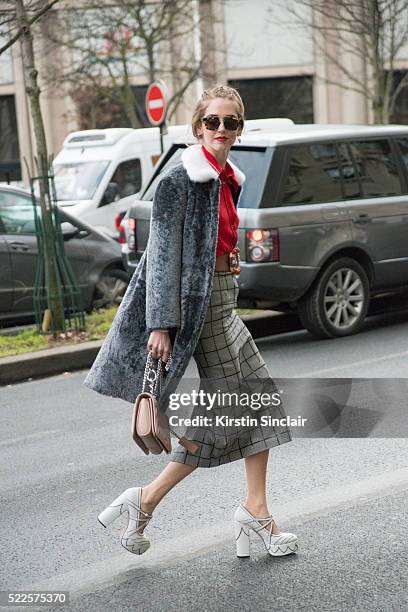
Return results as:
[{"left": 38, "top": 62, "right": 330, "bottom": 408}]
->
[
  {"left": 98, "top": 487, "right": 152, "bottom": 555},
  {"left": 234, "top": 519, "right": 251, "bottom": 558},
  {"left": 234, "top": 504, "right": 298, "bottom": 557}
]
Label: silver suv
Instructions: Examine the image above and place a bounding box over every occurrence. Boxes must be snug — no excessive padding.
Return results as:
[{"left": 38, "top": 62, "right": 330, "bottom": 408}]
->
[{"left": 122, "top": 124, "right": 408, "bottom": 339}]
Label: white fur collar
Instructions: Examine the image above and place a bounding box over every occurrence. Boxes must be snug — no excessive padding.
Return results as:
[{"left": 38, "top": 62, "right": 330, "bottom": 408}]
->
[{"left": 181, "top": 144, "right": 245, "bottom": 185}]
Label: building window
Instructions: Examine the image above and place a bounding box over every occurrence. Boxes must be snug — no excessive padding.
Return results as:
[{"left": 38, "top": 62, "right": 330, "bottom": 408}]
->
[
  {"left": 0, "top": 36, "right": 13, "bottom": 85},
  {"left": 0, "top": 96, "right": 21, "bottom": 182},
  {"left": 391, "top": 70, "right": 408, "bottom": 124},
  {"left": 228, "top": 76, "right": 313, "bottom": 123}
]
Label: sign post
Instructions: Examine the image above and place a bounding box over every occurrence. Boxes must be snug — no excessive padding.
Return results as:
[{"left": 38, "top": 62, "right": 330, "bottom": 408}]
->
[{"left": 145, "top": 81, "right": 168, "bottom": 154}]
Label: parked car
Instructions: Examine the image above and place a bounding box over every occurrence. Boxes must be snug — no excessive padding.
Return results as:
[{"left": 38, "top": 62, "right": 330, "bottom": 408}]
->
[
  {"left": 121, "top": 123, "right": 408, "bottom": 339},
  {"left": 0, "top": 185, "right": 130, "bottom": 326}
]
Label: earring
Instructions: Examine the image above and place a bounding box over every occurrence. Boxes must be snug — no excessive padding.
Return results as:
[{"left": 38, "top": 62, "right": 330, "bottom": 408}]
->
[{"left": 238, "top": 136, "right": 241, "bottom": 143}]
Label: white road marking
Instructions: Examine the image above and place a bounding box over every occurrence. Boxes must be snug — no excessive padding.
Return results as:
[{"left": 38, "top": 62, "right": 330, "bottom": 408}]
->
[
  {"left": 290, "top": 350, "right": 408, "bottom": 377},
  {"left": 0, "top": 430, "right": 61, "bottom": 448}
]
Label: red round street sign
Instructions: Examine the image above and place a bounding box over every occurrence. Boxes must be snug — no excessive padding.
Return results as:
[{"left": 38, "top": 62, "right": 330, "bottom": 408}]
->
[{"left": 145, "top": 81, "right": 168, "bottom": 126}]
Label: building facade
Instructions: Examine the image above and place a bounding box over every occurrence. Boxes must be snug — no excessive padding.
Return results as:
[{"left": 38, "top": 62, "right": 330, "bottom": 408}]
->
[{"left": 1, "top": 0, "right": 408, "bottom": 185}]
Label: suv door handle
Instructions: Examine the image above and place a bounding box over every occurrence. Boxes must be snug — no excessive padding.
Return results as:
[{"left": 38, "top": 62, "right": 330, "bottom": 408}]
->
[
  {"left": 7, "top": 241, "right": 29, "bottom": 251},
  {"left": 352, "top": 214, "right": 371, "bottom": 224}
]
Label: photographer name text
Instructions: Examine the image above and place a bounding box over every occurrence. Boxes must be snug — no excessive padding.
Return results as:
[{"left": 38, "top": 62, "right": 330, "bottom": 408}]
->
[{"left": 169, "top": 415, "right": 307, "bottom": 427}]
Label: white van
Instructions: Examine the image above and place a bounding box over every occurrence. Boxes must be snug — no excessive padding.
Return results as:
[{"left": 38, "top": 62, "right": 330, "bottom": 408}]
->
[
  {"left": 52, "top": 119, "right": 294, "bottom": 239},
  {"left": 52, "top": 125, "right": 193, "bottom": 238}
]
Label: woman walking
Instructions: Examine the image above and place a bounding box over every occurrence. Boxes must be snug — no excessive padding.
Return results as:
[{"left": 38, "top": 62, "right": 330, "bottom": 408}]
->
[{"left": 84, "top": 85, "right": 298, "bottom": 559}]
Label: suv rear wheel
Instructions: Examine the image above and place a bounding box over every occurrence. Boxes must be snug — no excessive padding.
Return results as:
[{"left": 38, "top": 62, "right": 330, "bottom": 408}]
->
[{"left": 298, "top": 257, "right": 370, "bottom": 339}]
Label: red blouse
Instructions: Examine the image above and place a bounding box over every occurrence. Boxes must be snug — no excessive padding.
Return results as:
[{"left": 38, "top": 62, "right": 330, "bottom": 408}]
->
[{"left": 201, "top": 145, "right": 240, "bottom": 256}]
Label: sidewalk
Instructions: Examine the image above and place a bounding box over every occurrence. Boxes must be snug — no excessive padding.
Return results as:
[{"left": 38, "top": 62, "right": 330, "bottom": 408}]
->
[{"left": 0, "top": 311, "right": 302, "bottom": 386}]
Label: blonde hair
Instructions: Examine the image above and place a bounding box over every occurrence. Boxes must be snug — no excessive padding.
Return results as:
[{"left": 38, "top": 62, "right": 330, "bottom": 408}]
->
[{"left": 191, "top": 85, "right": 245, "bottom": 139}]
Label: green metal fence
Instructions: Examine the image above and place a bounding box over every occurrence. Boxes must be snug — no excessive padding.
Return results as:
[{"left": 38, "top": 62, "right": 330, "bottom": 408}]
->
[{"left": 28, "top": 165, "right": 86, "bottom": 334}]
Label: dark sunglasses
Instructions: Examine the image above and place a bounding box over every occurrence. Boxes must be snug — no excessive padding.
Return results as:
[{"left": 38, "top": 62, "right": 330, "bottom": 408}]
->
[{"left": 202, "top": 115, "right": 242, "bottom": 131}]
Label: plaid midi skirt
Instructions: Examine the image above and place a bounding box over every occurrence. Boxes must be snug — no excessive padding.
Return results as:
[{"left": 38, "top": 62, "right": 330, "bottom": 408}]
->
[{"left": 169, "top": 271, "right": 292, "bottom": 468}]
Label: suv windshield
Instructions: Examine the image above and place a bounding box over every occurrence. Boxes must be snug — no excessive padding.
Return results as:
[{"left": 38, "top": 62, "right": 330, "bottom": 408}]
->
[
  {"left": 53, "top": 161, "right": 109, "bottom": 201},
  {"left": 142, "top": 148, "right": 184, "bottom": 201},
  {"left": 142, "top": 145, "right": 271, "bottom": 208},
  {"left": 228, "top": 147, "right": 270, "bottom": 208}
]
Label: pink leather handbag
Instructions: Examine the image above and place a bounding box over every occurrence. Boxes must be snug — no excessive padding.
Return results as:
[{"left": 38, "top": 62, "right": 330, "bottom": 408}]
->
[{"left": 132, "top": 352, "right": 198, "bottom": 456}]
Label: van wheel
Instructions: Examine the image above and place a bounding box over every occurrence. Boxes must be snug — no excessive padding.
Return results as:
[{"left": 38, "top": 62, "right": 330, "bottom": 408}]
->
[
  {"left": 92, "top": 269, "right": 129, "bottom": 310},
  {"left": 297, "top": 257, "right": 370, "bottom": 339}
]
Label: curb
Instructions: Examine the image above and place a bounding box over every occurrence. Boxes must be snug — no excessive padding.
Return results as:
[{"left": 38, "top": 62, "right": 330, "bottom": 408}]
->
[
  {"left": 0, "top": 340, "right": 103, "bottom": 386},
  {"left": 0, "top": 312, "right": 302, "bottom": 386}
]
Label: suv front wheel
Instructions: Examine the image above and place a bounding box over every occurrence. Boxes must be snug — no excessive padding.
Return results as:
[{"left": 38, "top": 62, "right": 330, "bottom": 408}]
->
[{"left": 298, "top": 257, "right": 370, "bottom": 339}]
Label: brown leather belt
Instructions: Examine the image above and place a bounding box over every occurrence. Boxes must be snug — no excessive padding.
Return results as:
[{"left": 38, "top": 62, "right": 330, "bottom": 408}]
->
[{"left": 214, "top": 247, "right": 240, "bottom": 273}]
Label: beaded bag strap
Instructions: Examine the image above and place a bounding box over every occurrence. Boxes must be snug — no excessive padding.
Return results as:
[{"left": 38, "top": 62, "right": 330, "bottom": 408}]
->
[{"left": 141, "top": 351, "right": 173, "bottom": 398}]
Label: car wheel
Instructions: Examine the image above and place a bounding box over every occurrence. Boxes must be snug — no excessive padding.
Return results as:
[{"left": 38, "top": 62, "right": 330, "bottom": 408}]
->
[
  {"left": 92, "top": 269, "right": 129, "bottom": 310},
  {"left": 297, "top": 257, "right": 370, "bottom": 339}
]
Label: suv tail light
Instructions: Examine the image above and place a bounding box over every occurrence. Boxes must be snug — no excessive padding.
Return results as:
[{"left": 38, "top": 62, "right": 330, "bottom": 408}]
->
[
  {"left": 245, "top": 229, "right": 279, "bottom": 262},
  {"left": 115, "top": 212, "right": 126, "bottom": 244},
  {"left": 128, "top": 217, "right": 137, "bottom": 251}
]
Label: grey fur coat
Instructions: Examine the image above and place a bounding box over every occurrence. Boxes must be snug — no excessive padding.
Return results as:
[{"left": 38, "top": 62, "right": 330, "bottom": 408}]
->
[{"left": 83, "top": 144, "right": 245, "bottom": 408}]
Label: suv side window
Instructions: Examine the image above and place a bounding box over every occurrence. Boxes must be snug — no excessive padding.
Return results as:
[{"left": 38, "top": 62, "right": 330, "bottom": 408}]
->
[
  {"left": 347, "top": 140, "right": 401, "bottom": 197},
  {"left": 396, "top": 138, "right": 408, "bottom": 176},
  {"left": 282, "top": 143, "right": 342, "bottom": 205},
  {"left": 111, "top": 159, "right": 142, "bottom": 199},
  {"left": 337, "top": 143, "right": 361, "bottom": 199}
]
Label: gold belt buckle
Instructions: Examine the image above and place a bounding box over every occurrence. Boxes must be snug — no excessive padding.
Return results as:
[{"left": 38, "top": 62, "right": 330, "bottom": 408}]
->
[{"left": 228, "top": 247, "right": 240, "bottom": 274}]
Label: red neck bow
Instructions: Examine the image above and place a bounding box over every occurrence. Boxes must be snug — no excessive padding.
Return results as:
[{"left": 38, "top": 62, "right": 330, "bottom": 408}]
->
[{"left": 201, "top": 145, "right": 239, "bottom": 199}]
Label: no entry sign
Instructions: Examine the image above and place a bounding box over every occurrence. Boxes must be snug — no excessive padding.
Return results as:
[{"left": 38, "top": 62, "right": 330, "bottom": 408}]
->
[{"left": 145, "top": 81, "right": 168, "bottom": 126}]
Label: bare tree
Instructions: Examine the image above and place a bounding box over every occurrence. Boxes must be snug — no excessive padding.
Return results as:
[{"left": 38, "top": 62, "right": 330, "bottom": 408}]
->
[
  {"left": 4, "top": 0, "right": 65, "bottom": 330},
  {"left": 0, "top": 0, "right": 60, "bottom": 55},
  {"left": 269, "top": 0, "right": 408, "bottom": 123},
  {"left": 44, "top": 0, "right": 215, "bottom": 129}
]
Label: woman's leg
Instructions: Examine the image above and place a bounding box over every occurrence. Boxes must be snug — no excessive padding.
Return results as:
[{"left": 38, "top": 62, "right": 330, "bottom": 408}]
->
[
  {"left": 243, "top": 449, "right": 281, "bottom": 535},
  {"left": 140, "top": 461, "right": 196, "bottom": 515}
]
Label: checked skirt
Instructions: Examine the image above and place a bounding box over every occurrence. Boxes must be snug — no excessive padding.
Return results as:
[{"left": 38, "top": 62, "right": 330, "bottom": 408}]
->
[{"left": 169, "top": 271, "right": 292, "bottom": 468}]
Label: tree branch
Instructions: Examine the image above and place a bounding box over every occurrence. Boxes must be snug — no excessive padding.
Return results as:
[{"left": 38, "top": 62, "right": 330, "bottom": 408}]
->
[{"left": 0, "top": 0, "right": 61, "bottom": 56}]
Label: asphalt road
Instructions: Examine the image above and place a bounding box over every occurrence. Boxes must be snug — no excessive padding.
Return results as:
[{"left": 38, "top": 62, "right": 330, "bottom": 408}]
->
[
  {"left": 256, "top": 308, "right": 408, "bottom": 378},
  {"left": 1, "top": 317, "right": 408, "bottom": 611}
]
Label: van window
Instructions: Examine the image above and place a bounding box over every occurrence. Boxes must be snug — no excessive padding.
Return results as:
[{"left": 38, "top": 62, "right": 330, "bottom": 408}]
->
[
  {"left": 54, "top": 161, "right": 109, "bottom": 201},
  {"left": 282, "top": 143, "right": 342, "bottom": 205},
  {"left": 111, "top": 159, "right": 142, "bottom": 199},
  {"left": 347, "top": 140, "right": 401, "bottom": 197}
]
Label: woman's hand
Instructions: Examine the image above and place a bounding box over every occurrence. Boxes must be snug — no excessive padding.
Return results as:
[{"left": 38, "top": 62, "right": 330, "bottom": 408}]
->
[{"left": 147, "top": 330, "right": 172, "bottom": 363}]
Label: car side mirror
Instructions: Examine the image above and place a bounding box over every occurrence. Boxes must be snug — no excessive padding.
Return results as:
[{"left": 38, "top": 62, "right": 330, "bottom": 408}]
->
[
  {"left": 61, "top": 222, "right": 80, "bottom": 240},
  {"left": 101, "top": 182, "right": 120, "bottom": 207}
]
